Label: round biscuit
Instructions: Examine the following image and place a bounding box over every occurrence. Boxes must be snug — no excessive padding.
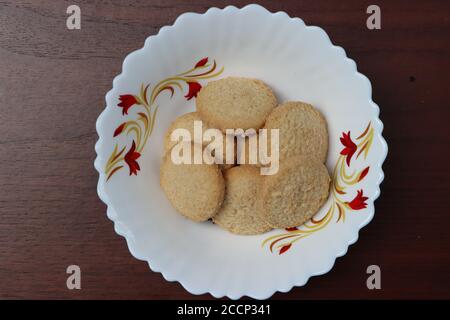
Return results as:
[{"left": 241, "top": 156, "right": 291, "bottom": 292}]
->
[
  {"left": 160, "top": 142, "right": 225, "bottom": 222},
  {"left": 213, "top": 166, "right": 272, "bottom": 235},
  {"left": 258, "top": 157, "right": 330, "bottom": 228},
  {"left": 263, "top": 101, "right": 328, "bottom": 163},
  {"left": 197, "top": 77, "right": 277, "bottom": 131}
]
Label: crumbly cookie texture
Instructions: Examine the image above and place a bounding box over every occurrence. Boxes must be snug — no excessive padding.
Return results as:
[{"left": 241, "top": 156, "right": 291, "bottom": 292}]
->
[
  {"left": 213, "top": 166, "right": 272, "bottom": 235},
  {"left": 197, "top": 77, "right": 277, "bottom": 131},
  {"left": 160, "top": 142, "right": 225, "bottom": 222},
  {"left": 263, "top": 101, "right": 328, "bottom": 163},
  {"left": 258, "top": 156, "right": 330, "bottom": 229}
]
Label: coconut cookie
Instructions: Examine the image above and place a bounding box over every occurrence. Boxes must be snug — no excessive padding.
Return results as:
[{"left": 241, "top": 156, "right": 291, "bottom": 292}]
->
[
  {"left": 213, "top": 166, "right": 272, "bottom": 235},
  {"left": 160, "top": 142, "right": 225, "bottom": 222},
  {"left": 258, "top": 157, "right": 330, "bottom": 229},
  {"left": 264, "top": 101, "right": 328, "bottom": 163},
  {"left": 197, "top": 77, "right": 277, "bottom": 131},
  {"left": 163, "top": 112, "right": 235, "bottom": 170}
]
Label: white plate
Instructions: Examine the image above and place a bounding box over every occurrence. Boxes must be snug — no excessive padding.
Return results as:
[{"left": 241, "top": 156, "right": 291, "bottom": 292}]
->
[{"left": 95, "top": 4, "right": 387, "bottom": 299}]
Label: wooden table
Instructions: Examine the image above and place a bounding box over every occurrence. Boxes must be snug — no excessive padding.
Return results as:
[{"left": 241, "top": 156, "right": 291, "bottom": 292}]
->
[{"left": 1, "top": 0, "right": 449, "bottom": 299}]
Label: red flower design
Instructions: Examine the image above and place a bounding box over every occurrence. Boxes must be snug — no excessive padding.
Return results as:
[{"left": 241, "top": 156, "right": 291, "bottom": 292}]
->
[
  {"left": 118, "top": 94, "right": 139, "bottom": 115},
  {"left": 184, "top": 81, "right": 202, "bottom": 100},
  {"left": 346, "top": 189, "right": 368, "bottom": 210},
  {"left": 113, "top": 122, "right": 126, "bottom": 137},
  {"left": 340, "top": 131, "right": 357, "bottom": 166},
  {"left": 124, "top": 140, "right": 141, "bottom": 175},
  {"left": 195, "top": 57, "right": 208, "bottom": 68},
  {"left": 279, "top": 244, "right": 292, "bottom": 255}
]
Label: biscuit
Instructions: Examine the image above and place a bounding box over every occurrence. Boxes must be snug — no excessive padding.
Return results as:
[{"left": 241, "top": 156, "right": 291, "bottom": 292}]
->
[
  {"left": 163, "top": 112, "right": 213, "bottom": 152},
  {"left": 163, "top": 112, "right": 235, "bottom": 170},
  {"left": 160, "top": 142, "right": 225, "bottom": 221},
  {"left": 263, "top": 101, "right": 328, "bottom": 163},
  {"left": 258, "top": 157, "right": 330, "bottom": 228},
  {"left": 197, "top": 77, "right": 277, "bottom": 131},
  {"left": 213, "top": 166, "right": 272, "bottom": 235}
]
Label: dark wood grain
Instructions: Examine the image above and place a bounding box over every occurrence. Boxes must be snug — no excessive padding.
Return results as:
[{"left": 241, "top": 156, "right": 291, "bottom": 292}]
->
[{"left": 0, "top": 0, "right": 449, "bottom": 299}]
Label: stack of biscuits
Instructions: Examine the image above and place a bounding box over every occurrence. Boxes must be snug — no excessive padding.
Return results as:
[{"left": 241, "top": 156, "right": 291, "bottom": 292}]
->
[{"left": 160, "top": 77, "right": 330, "bottom": 235}]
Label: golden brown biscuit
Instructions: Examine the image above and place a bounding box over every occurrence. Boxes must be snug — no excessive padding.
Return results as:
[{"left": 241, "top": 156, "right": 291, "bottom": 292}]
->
[
  {"left": 160, "top": 142, "right": 225, "bottom": 221},
  {"left": 213, "top": 166, "right": 272, "bottom": 235},
  {"left": 197, "top": 77, "right": 277, "bottom": 131},
  {"left": 258, "top": 157, "right": 330, "bottom": 228},
  {"left": 263, "top": 101, "right": 328, "bottom": 163}
]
